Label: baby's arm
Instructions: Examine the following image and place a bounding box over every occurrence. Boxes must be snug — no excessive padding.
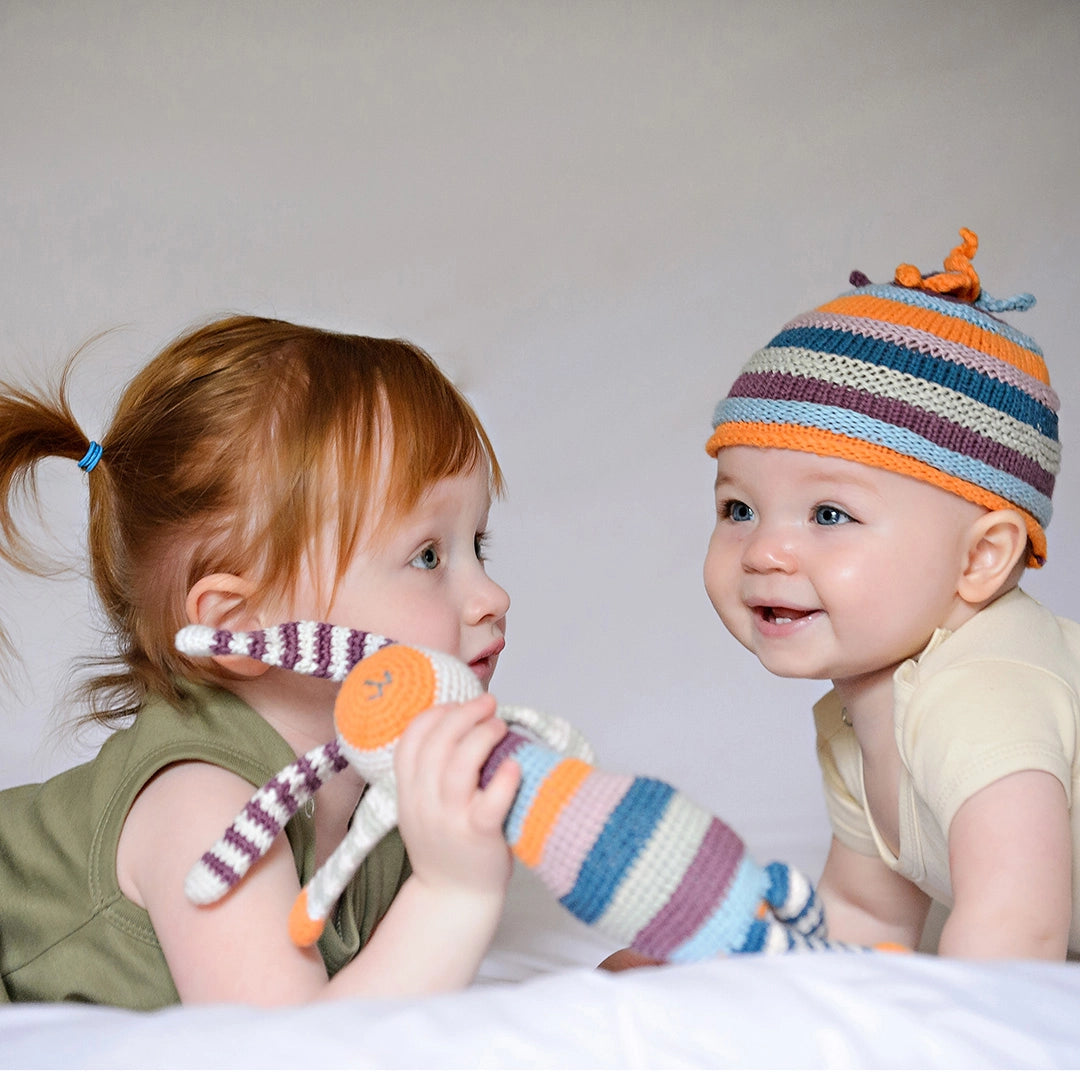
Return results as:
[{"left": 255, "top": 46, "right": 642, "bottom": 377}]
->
[
  {"left": 940, "top": 769, "right": 1071, "bottom": 959},
  {"left": 119, "top": 695, "right": 519, "bottom": 1004},
  {"left": 817, "top": 838, "right": 930, "bottom": 950}
]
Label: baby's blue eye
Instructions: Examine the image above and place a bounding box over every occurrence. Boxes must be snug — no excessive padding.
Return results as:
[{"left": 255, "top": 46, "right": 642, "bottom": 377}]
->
[
  {"left": 411, "top": 546, "right": 440, "bottom": 570},
  {"left": 814, "top": 505, "right": 851, "bottom": 526},
  {"left": 723, "top": 500, "right": 755, "bottom": 523},
  {"left": 474, "top": 532, "right": 490, "bottom": 561}
]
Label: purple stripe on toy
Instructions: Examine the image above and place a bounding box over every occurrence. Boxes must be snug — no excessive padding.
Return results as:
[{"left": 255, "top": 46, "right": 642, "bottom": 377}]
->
[
  {"left": 296, "top": 751, "right": 323, "bottom": 795},
  {"left": 211, "top": 628, "right": 232, "bottom": 656},
  {"left": 479, "top": 731, "right": 528, "bottom": 788},
  {"left": 200, "top": 849, "right": 240, "bottom": 889},
  {"left": 327, "top": 739, "right": 349, "bottom": 772},
  {"left": 249, "top": 629, "right": 266, "bottom": 660},
  {"left": 267, "top": 774, "right": 299, "bottom": 818},
  {"left": 728, "top": 370, "right": 1055, "bottom": 495},
  {"left": 222, "top": 824, "right": 263, "bottom": 862},
  {"left": 631, "top": 816, "right": 746, "bottom": 958},
  {"left": 281, "top": 622, "right": 299, "bottom": 670},
  {"left": 347, "top": 629, "right": 368, "bottom": 672},
  {"left": 244, "top": 800, "right": 283, "bottom": 837},
  {"left": 314, "top": 621, "right": 332, "bottom": 678}
]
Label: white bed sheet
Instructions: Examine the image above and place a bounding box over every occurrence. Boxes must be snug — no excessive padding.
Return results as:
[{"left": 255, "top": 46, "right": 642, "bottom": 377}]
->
[{"left": 3, "top": 951, "right": 1079, "bottom": 1069}]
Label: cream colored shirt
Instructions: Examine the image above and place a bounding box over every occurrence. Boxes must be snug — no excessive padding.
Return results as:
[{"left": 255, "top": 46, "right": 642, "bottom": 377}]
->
[{"left": 815, "top": 588, "right": 1080, "bottom": 953}]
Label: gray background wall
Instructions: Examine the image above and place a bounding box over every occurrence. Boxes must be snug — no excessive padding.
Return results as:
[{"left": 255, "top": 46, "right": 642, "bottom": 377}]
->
[{"left": 3, "top": 2, "right": 1078, "bottom": 921}]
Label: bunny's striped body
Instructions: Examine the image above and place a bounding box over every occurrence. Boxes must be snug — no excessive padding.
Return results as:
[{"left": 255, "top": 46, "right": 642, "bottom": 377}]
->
[{"left": 178, "top": 622, "right": 889, "bottom": 958}]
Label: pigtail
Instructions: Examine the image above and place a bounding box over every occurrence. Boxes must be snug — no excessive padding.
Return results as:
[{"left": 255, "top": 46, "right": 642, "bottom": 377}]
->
[{"left": 0, "top": 361, "right": 94, "bottom": 576}]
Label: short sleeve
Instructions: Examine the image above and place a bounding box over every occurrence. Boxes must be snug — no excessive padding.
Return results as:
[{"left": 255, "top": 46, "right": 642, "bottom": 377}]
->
[{"left": 902, "top": 660, "right": 1078, "bottom": 836}]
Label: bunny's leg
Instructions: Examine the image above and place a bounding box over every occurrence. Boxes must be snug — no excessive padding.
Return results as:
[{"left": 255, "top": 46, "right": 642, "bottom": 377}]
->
[
  {"left": 184, "top": 738, "right": 351, "bottom": 904},
  {"left": 289, "top": 779, "right": 399, "bottom": 946}
]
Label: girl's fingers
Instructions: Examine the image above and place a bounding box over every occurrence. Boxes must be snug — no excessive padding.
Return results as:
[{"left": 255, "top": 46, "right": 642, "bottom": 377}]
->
[
  {"left": 395, "top": 694, "right": 494, "bottom": 776},
  {"left": 471, "top": 757, "right": 521, "bottom": 833}
]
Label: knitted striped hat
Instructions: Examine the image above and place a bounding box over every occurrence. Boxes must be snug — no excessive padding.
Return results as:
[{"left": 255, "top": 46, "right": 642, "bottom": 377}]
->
[{"left": 706, "top": 229, "right": 1060, "bottom": 566}]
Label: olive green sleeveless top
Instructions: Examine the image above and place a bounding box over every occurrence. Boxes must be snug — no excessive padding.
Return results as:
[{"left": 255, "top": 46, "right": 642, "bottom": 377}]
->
[{"left": 0, "top": 681, "right": 409, "bottom": 1008}]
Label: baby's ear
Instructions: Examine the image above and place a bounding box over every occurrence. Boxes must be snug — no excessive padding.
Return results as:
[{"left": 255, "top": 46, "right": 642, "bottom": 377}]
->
[
  {"left": 185, "top": 573, "right": 270, "bottom": 677},
  {"left": 957, "top": 510, "right": 1028, "bottom": 605}
]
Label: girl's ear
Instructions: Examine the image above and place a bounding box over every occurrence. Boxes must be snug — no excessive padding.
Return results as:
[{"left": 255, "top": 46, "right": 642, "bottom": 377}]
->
[
  {"left": 957, "top": 510, "right": 1028, "bottom": 606},
  {"left": 185, "top": 573, "right": 269, "bottom": 677}
]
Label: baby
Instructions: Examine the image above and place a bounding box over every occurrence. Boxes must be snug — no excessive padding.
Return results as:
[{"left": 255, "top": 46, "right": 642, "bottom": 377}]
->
[{"left": 704, "top": 230, "right": 1079, "bottom": 959}]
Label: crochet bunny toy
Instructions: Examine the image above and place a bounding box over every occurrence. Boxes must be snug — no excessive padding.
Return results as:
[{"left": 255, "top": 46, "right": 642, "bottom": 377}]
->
[{"left": 177, "top": 621, "right": 887, "bottom": 959}]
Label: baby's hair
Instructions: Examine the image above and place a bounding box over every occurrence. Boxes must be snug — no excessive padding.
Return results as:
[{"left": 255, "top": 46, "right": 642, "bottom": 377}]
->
[{"left": 0, "top": 315, "right": 502, "bottom": 728}]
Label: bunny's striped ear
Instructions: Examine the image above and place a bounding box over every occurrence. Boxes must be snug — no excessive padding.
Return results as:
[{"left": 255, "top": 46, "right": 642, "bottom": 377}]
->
[{"left": 175, "top": 621, "right": 394, "bottom": 680}]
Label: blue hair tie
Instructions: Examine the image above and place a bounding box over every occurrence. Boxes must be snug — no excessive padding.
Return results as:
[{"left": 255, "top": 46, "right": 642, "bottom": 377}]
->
[{"left": 77, "top": 441, "right": 103, "bottom": 473}]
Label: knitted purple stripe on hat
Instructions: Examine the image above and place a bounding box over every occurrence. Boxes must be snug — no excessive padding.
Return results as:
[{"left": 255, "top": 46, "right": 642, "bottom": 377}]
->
[
  {"left": 729, "top": 370, "right": 1056, "bottom": 495},
  {"left": 631, "top": 816, "right": 746, "bottom": 958}
]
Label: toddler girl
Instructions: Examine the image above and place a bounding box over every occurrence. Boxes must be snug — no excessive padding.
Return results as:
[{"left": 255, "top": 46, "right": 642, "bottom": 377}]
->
[{"left": 0, "top": 315, "right": 520, "bottom": 1005}]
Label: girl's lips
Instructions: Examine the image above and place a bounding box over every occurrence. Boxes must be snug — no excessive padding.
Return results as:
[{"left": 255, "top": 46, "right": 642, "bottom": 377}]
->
[{"left": 468, "top": 640, "right": 505, "bottom": 680}]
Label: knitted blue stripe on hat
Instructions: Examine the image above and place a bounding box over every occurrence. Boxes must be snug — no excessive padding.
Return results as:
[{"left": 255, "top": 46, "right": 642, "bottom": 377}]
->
[
  {"left": 669, "top": 856, "right": 766, "bottom": 961},
  {"left": 561, "top": 777, "right": 674, "bottom": 924},
  {"left": 714, "top": 397, "right": 1054, "bottom": 526},
  {"left": 840, "top": 282, "right": 1045, "bottom": 354},
  {"left": 767, "top": 326, "right": 1058, "bottom": 438}
]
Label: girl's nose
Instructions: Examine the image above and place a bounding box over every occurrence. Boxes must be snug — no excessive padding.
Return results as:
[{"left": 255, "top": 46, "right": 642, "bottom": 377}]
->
[{"left": 465, "top": 568, "right": 510, "bottom": 625}]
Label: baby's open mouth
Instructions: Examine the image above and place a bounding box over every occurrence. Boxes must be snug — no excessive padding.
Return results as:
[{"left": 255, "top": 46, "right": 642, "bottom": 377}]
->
[{"left": 759, "top": 605, "right": 815, "bottom": 625}]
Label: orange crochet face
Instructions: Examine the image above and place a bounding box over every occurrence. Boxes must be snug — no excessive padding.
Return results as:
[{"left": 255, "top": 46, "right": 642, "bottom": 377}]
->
[{"left": 334, "top": 645, "right": 439, "bottom": 753}]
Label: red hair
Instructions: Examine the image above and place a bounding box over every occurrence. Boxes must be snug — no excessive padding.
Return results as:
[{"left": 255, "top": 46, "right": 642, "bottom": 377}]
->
[{"left": 0, "top": 315, "right": 503, "bottom": 727}]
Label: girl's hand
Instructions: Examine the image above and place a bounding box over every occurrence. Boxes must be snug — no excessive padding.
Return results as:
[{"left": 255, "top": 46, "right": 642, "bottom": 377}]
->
[{"left": 393, "top": 693, "right": 520, "bottom": 900}]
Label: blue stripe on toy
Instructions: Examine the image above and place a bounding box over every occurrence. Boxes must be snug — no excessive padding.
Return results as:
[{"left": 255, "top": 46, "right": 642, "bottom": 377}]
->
[
  {"left": 502, "top": 741, "right": 563, "bottom": 846},
  {"left": 669, "top": 856, "right": 768, "bottom": 961},
  {"left": 560, "top": 777, "right": 675, "bottom": 925}
]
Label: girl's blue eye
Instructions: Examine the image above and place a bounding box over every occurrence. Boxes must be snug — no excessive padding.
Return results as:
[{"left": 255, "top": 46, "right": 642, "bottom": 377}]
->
[
  {"left": 411, "top": 546, "right": 440, "bottom": 570},
  {"left": 814, "top": 505, "right": 851, "bottom": 526},
  {"left": 722, "top": 500, "right": 755, "bottom": 523},
  {"left": 474, "top": 531, "right": 490, "bottom": 561}
]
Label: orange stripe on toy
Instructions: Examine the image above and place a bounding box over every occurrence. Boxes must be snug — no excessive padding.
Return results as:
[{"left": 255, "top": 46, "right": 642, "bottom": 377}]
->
[
  {"left": 706, "top": 421, "right": 1046, "bottom": 566},
  {"left": 513, "top": 757, "right": 592, "bottom": 867},
  {"left": 818, "top": 295, "right": 1048, "bottom": 383},
  {"left": 334, "top": 644, "right": 438, "bottom": 752}
]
